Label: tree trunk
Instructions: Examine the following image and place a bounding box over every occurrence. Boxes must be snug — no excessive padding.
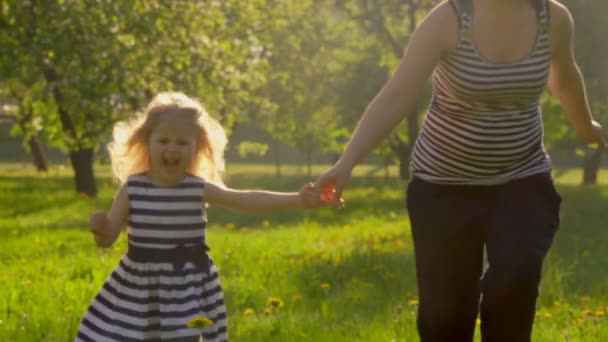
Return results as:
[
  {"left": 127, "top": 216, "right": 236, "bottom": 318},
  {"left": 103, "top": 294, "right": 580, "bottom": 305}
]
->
[
  {"left": 307, "top": 151, "right": 312, "bottom": 177},
  {"left": 395, "top": 108, "right": 420, "bottom": 180},
  {"left": 28, "top": 136, "right": 48, "bottom": 172},
  {"left": 274, "top": 140, "right": 281, "bottom": 178},
  {"left": 582, "top": 147, "right": 603, "bottom": 185},
  {"left": 69, "top": 148, "right": 97, "bottom": 196}
]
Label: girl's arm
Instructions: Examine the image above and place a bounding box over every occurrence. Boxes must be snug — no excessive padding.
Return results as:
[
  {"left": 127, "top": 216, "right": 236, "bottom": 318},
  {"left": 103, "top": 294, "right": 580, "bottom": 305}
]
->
[
  {"left": 547, "top": 1, "right": 605, "bottom": 146},
  {"left": 90, "top": 184, "right": 129, "bottom": 247},
  {"left": 204, "top": 182, "right": 324, "bottom": 213}
]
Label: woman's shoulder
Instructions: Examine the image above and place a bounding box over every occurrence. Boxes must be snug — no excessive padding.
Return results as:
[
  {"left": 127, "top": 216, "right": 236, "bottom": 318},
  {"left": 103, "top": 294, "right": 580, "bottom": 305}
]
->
[
  {"left": 547, "top": 0, "right": 574, "bottom": 51},
  {"left": 548, "top": 0, "right": 573, "bottom": 27},
  {"left": 417, "top": 1, "right": 461, "bottom": 55}
]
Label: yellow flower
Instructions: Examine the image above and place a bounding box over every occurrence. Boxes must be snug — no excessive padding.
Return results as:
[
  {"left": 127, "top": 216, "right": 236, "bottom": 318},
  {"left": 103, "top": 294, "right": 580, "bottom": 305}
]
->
[
  {"left": 262, "top": 219, "right": 271, "bottom": 227},
  {"left": 244, "top": 308, "right": 254, "bottom": 316},
  {"left": 594, "top": 310, "right": 605, "bottom": 317},
  {"left": 543, "top": 312, "right": 553, "bottom": 319},
  {"left": 263, "top": 307, "right": 273, "bottom": 316},
  {"left": 408, "top": 299, "right": 419, "bottom": 306},
  {"left": 267, "top": 297, "right": 284, "bottom": 308},
  {"left": 321, "top": 282, "right": 331, "bottom": 289},
  {"left": 186, "top": 316, "right": 214, "bottom": 329}
]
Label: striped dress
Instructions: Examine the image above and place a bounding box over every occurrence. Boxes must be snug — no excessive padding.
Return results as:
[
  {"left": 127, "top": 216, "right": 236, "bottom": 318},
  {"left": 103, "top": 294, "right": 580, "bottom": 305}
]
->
[
  {"left": 411, "top": 0, "right": 552, "bottom": 185},
  {"left": 75, "top": 175, "right": 227, "bottom": 342}
]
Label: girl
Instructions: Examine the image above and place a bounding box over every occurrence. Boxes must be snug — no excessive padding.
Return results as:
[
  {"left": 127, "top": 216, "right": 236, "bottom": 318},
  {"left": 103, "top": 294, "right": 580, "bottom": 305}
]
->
[{"left": 75, "top": 92, "right": 329, "bottom": 342}]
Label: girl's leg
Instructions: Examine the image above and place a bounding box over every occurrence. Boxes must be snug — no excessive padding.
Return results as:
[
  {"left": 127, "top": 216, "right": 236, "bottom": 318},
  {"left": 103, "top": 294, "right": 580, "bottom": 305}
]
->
[
  {"left": 407, "top": 178, "right": 487, "bottom": 342},
  {"left": 481, "top": 173, "right": 561, "bottom": 342}
]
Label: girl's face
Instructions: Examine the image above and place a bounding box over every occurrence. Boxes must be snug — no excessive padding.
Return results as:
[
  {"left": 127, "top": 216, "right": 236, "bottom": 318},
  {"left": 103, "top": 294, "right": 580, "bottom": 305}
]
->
[{"left": 147, "top": 120, "right": 198, "bottom": 185}]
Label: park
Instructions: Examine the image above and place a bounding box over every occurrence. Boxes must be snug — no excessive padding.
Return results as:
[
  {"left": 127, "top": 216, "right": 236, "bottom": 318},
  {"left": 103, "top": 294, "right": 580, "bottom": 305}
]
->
[{"left": 1, "top": 1, "right": 607, "bottom": 341}]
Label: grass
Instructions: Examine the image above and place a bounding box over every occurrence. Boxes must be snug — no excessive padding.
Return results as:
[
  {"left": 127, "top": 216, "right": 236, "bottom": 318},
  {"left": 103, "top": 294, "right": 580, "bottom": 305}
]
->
[{"left": 0, "top": 163, "right": 607, "bottom": 341}]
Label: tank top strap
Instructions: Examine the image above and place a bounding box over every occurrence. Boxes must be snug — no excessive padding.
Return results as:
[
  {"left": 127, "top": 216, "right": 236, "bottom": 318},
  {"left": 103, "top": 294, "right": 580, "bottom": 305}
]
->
[
  {"left": 448, "top": 0, "right": 473, "bottom": 41},
  {"left": 535, "top": 0, "right": 550, "bottom": 34}
]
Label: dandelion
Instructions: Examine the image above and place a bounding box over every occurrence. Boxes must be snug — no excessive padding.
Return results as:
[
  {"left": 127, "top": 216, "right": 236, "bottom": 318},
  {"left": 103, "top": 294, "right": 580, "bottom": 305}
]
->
[
  {"left": 594, "top": 310, "right": 605, "bottom": 317},
  {"left": 267, "top": 297, "right": 284, "bottom": 308},
  {"left": 263, "top": 307, "right": 273, "bottom": 316},
  {"left": 542, "top": 312, "right": 553, "bottom": 319},
  {"left": 408, "top": 298, "right": 419, "bottom": 306},
  {"left": 186, "top": 316, "right": 214, "bottom": 329},
  {"left": 244, "top": 308, "right": 254, "bottom": 316},
  {"left": 321, "top": 282, "right": 331, "bottom": 289}
]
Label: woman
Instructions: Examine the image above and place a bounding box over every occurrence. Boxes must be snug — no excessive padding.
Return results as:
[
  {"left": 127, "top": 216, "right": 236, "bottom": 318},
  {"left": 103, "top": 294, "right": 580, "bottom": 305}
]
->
[{"left": 316, "top": 0, "right": 604, "bottom": 341}]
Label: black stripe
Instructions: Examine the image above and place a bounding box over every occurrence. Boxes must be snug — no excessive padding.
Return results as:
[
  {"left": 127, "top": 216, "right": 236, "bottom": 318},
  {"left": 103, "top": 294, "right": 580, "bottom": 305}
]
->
[
  {"left": 127, "top": 180, "right": 203, "bottom": 189},
  {"left": 129, "top": 194, "right": 202, "bottom": 202},
  {"left": 129, "top": 221, "right": 206, "bottom": 230},
  {"left": 127, "top": 236, "right": 207, "bottom": 245},
  {"left": 130, "top": 208, "right": 203, "bottom": 216}
]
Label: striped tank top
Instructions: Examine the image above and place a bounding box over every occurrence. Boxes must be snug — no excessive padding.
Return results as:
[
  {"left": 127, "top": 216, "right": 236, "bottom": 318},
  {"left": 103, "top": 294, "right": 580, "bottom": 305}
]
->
[{"left": 411, "top": 0, "right": 553, "bottom": 185}]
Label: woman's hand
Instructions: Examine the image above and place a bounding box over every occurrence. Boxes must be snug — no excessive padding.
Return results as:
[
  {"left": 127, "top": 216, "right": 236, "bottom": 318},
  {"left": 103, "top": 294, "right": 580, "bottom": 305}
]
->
[
  {"left": 315, "top": 163, "right": 351, "bottom": 208},
  {"left": 583, "top": 120, "right": 607, "bottom": 148}
]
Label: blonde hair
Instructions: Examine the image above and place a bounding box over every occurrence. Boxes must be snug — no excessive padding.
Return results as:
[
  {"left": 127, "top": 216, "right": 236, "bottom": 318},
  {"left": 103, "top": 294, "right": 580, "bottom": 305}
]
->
[{"left": 108, "top": 92, "right": 227, "bottom": 184}]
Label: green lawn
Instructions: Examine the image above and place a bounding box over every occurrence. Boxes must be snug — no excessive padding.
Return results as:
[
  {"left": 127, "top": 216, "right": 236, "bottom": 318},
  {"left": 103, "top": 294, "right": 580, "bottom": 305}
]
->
[{"left": 1, "top": 163, "right": 607, "bottom": 341}]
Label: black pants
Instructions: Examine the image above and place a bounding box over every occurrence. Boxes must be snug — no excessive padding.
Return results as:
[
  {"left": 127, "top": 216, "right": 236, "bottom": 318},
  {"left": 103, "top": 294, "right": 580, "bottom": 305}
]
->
[{"left": 406, "top": 172, "right": 561, "bottom": 342}]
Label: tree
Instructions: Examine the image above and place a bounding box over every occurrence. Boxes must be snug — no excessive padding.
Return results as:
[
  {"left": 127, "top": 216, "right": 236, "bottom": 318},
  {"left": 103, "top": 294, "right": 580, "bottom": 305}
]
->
[
  {"left": 1, "top": 1, "right": 274, "bottom": 195},
  {"left": 335, "top": 0, "right": 435, "bottom": 179}
]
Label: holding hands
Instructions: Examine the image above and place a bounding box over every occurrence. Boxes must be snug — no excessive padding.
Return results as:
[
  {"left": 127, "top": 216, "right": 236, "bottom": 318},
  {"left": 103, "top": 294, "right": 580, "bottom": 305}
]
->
[{"left": 299, "top": 178, "right": 345, "bottom": 209}]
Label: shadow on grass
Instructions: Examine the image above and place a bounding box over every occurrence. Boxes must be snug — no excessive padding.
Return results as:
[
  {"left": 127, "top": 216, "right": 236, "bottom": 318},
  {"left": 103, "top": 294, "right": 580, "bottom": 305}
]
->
[{"left": 222, "top": 233, "right": 419, "bottom": 325}]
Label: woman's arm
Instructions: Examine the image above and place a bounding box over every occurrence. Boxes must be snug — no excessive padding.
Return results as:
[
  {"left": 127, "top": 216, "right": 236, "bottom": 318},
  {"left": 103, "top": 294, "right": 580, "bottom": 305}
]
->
[
  {"left": 204, "top": 182, "right": 325, "bottom": 213},
  {"left": 547, "top": 1, "right": 605, "bottom": 146},
  {"left": 90, "top": 184, "right": 129, "bottom": 247},
  {"left": 335, "top": 2, "right": 458, "bottom": 170},
  {"left": 315, "top": 2, "right": 458, "bottom": 203}
]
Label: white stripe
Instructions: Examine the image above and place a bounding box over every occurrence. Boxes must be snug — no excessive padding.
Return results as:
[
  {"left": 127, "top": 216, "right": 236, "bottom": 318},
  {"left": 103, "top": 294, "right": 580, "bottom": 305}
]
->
[
  {"left": 130, "top": 215, "right": 204, "bottom": 225},
  {"left": 128, "top": 187, "right": 202, "bottom": 197},
  {"left": 130, "top": 200, "right": 202, "bottom": 210},
  {"left": 128, "top": 227, "right": 205, "bottom": 239}
]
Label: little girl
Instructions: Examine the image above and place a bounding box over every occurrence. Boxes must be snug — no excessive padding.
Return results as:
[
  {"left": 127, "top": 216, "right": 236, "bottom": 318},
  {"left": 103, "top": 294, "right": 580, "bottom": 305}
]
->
[{"left": 75, "top": 92, "right": 329, "bottom": 342}]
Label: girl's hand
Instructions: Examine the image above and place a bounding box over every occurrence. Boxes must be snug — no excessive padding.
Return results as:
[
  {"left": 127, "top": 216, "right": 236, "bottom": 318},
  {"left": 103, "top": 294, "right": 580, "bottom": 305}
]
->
[{"left": 90, "top": 211, "right": 110, "bottom": 238}]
